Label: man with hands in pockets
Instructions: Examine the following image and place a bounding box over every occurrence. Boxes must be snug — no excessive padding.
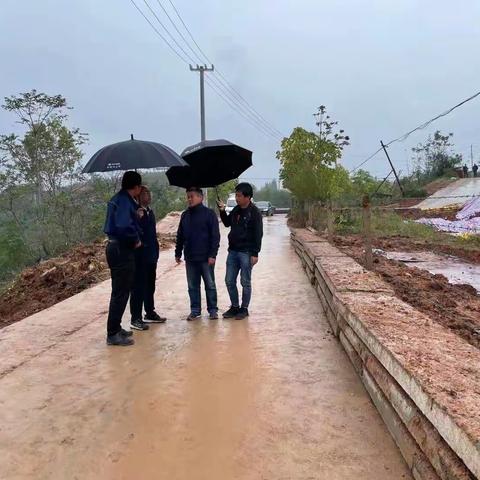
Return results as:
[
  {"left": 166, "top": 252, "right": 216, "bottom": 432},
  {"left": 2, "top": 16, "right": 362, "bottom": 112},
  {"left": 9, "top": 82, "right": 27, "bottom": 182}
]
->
[{"left": 175, "top": 187, "right": 220, "bottom": 321}]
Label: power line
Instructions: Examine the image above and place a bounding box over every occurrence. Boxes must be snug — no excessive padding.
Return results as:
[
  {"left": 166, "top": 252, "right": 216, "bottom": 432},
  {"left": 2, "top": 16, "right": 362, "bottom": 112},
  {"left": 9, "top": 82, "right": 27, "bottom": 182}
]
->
[
  {"left": 146, "top": 0, "right": 279, "bottom": 139},
  {"left": 164, "top": 0, "right": 286, "bottom": 138},
  {"left": 350, "top": 147, "right": 383, "bottom": 172},
  {"left": 133, "top": 0, "right": 282, "bottom": 141},
  {"left": 204, "top": 77, "right": 280, "bottom": 140},
  {"left": 204, "top": 76, "right": 282, "bottom": 139},
  {"left": 129, "top": 0, "right": 188, "bottom": 64},
  {"left": 154, "top": 0, "right": 201, "bottom": 60},
  {"left": 386, "top": 90, "right": 480, "bottom": 146},
  {"left": 141, "top": 0, "right": 196, "bottom": 64},
  {"left": 350, "top": 89, "right": 480, "bottom": 172},
  {"left": 166, "top": 0, "right": 211, "bottom": 64}
]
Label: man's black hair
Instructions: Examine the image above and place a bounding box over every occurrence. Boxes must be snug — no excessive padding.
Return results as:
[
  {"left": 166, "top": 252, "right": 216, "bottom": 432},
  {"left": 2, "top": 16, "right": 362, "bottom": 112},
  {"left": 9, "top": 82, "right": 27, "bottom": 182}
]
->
[
  {"left": 186, "top": 186, "right": 204, "bottom": 196},
  {"left": 122, "top": 171, "right": 142, "bottom": 190},
  {"left": 235, "top": 182, "right": 253, "bottom": 198}
]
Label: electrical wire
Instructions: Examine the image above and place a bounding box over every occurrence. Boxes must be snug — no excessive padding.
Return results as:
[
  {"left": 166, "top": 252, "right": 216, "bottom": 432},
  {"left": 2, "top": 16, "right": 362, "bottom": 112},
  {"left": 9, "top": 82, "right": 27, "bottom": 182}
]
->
[
  {"left": 350, "top": 147, "right": 383, "bottom": 172},
  {"left": 164, "top": 0, "right": 286, "bottom": 138},
  {"left": 350, "top": 90, "right": 480, "bottom": 172},
  {"left": 386, "top": 90, "right": 480, "bottom": 146},
  {"left": 204, "top": 77, "right": 280, "bottom": 141},
  {"left": 132, "top": 0, "right": 283, "bottom": 140},
  {"left": 130, "top": 0, "right": 188, "bottom": 64}
]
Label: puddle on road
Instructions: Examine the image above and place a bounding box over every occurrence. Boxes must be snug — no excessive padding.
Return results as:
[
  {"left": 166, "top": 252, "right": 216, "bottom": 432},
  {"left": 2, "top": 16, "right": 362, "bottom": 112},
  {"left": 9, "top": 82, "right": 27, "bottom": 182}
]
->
[{"left": 377, "top": 250, "right": 480, "bottom": 293}]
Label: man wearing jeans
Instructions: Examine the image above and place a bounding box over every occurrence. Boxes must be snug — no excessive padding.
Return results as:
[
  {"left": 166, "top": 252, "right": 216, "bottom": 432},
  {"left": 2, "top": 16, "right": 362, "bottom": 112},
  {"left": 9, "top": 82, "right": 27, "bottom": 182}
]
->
[
  {"left": 218, "top": 183, "right": 263, "bottom": 320},
  {"left": 175, "top": 187, "right": 220, "bottom": 321}
]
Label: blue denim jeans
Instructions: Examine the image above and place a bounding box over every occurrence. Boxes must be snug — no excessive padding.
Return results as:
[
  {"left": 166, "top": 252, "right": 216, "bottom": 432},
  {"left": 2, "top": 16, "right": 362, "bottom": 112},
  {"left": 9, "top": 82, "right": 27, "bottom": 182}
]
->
[
  {"left": 225, "top": 251, "right": 253, "bottom": 309},
  {"left": 185, "top": 261, "right": 218, "bottom": 316}
]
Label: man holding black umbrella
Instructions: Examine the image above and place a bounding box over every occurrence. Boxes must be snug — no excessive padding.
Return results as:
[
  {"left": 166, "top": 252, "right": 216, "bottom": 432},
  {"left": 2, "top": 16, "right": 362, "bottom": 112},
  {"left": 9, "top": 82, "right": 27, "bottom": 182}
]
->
[
  {"left": 104, "top": 171, "right": 143, "bottom": 346},
  {"left": 218, "top": 183, "right": 263, "bottom": 320}
]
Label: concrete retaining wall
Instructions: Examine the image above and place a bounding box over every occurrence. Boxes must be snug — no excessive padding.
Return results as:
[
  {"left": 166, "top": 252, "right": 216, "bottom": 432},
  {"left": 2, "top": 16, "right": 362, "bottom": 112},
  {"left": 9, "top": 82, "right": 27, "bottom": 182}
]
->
[{"left": 291, "top": 228, "right": 479, "bottom": 480}]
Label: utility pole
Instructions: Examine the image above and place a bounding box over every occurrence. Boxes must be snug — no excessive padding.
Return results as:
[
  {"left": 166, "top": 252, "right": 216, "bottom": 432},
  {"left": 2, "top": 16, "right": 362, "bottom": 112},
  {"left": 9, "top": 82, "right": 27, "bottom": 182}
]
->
[
  {"left": 471, "top": 144, "right": 474, "bottom": 169},
  {"left": 190, "top": 64, "right": 214, "bottom": 142},
  {"left": 380, "top": 140, "right": 404, "bottom": 197}
]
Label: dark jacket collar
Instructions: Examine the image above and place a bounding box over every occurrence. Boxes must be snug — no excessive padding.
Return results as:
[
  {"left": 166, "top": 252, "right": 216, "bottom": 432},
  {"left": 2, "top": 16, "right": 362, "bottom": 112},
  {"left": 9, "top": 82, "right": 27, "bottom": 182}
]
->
[
  {"left": 188, "top": 203, "right": 204, "bottom": 212},
  {"left": 119, "top": 189, "right": 138, "bottom": 205}
]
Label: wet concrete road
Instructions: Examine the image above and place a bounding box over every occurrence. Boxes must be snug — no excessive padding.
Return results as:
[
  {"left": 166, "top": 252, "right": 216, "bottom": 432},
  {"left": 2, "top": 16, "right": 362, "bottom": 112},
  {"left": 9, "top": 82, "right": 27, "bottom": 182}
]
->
[{"left": 0, "top": 216, "right": 411, "bottom": 479}]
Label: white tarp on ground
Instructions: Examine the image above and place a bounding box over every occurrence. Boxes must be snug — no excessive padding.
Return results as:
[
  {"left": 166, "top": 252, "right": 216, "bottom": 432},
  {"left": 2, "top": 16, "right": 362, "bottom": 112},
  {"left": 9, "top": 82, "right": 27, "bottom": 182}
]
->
[
  {"left": 456, "top": 196, "right": 480, "bottom": 220},
  {"left": 416, "top": 216, "right": 480, "bottom": 234},
  {"left": 415, "top": 178, "right": 480, "bottom": 210},
  {"left": 416, "top": 197, "right": 480, "bottom": 234}
]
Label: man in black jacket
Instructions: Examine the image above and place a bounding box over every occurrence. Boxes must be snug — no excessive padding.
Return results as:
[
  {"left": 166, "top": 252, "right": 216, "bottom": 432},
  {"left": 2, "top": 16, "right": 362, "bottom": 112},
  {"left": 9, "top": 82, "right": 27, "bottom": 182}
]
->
[
  {"left": 130, "top": 186, "right": 167, "bottom": 330},
  {"left": 175, "top": 187, "right": 220, "bottom": 321},
  {"left": 218, "top": 183, "right": 263, "bottom": 320}
]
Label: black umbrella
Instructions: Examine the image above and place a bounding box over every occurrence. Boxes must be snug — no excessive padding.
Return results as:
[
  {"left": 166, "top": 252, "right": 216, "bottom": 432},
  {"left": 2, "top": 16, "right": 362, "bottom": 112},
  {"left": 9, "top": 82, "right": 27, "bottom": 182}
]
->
[
  {"left": 165, "top": 165, "right": 202, "bottom": 189},
  {"left": 82, "top": 134, "right": 186, "bottom": 173},
  {"left": 166, "top": 139, "right": 252, "bottom": 188}
]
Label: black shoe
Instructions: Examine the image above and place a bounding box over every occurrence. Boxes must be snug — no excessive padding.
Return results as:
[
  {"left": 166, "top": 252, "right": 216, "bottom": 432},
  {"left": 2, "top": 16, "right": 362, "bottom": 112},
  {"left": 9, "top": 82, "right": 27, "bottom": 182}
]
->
[
  {"left": 186, "top": 313, "right": 201, "bottom": 321},
  {"left": 235, "top": 308, "right": 249, "bottom": 320},
  {"left": 120, "top": 328, "right": 133, "bottom": 337},
  {"left": 107, "top": 332, "right": 135, "bottom": 346},
  {"left": 144, "top": 311, "right": 167, "bottom": 323},
  {"left": 130, "top": 319, "right": 150, "bottom": 331},
  {"left": 222, "top": 306, "right": 240, "bottom": 319},
  {"left": 209, "top": 311, "right": 219, "bottom": 320}
]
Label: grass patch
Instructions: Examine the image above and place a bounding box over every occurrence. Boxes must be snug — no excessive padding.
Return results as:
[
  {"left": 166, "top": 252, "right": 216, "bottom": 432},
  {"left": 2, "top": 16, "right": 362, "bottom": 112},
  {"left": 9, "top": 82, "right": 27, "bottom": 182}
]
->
[
  {"left": 332, "top": 209, "right": 480, "bottom": 251},
  {"left": 293, "top": 204, "right": 479, "bottom": 253}
]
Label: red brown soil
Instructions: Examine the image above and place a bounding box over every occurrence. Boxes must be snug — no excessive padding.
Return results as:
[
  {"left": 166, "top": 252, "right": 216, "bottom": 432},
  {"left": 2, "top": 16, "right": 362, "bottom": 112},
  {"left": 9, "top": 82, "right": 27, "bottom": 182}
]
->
[
  {"left": 333, "top": 234, "right": 480, "bottom": 350},
  {"left": 423, "top": 177, "right": 458, "bottom": 195},
  {"left": 395, "top": 206, "right": 460, "bottom": 221},
  {"left": 0, "top": 235, "right": 175, "bottom": 330},
  {"left": 335, "top": 233, "right": 480, "bottom": 264}
]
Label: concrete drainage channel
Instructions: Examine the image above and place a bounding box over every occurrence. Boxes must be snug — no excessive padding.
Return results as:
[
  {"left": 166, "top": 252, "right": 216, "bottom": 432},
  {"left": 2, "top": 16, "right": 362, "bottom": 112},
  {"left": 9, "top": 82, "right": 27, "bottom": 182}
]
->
[{"left": 291, "top": 228, "right": 480, "bottom": 480}]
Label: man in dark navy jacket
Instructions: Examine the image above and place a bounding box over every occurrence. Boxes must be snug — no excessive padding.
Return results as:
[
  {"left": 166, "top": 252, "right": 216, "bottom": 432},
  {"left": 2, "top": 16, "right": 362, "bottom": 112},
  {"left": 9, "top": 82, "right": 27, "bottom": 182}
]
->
[
  {"left": 175, "top": 187, "right": 220, "bottom": 321},
  {"left": 104, "top": 171, "right": 143, "bottom": 346},
  {"left": 130, "top": 186, "right": 166, "bottom": 329}
]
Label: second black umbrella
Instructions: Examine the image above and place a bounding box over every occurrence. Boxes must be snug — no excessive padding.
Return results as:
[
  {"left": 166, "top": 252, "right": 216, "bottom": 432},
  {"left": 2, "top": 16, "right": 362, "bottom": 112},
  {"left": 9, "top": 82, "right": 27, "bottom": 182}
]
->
[
  {"left": 180, "top": 139, "right": 252, "bottom": 186},
  {"left": 167, "top": 140, "right": 252, "bottom": 188}
]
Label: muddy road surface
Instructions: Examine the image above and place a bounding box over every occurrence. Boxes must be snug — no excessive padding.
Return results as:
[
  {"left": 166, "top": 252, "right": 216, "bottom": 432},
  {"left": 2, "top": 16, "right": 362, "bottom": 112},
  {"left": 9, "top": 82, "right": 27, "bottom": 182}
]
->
[{"left": 0, "top": 215, "right": 411, "bottom": 479}]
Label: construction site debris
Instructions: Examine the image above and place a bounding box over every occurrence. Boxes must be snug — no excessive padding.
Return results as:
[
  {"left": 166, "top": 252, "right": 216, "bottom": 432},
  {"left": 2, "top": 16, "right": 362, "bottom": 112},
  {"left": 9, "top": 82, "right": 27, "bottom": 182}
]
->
[{"left": 0, "top": 213, "right": 180, "bottom": 329}]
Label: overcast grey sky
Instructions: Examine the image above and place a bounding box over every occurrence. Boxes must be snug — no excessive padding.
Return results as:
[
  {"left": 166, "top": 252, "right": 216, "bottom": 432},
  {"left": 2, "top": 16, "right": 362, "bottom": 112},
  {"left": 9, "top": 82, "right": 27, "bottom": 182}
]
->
[{"left": 1, "top": 0, "right": 479, "bottom": 185}]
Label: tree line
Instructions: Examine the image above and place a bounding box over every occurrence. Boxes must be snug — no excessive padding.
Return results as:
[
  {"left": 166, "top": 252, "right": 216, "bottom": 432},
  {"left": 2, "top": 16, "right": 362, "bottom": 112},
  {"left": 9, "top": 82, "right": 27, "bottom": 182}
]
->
[
  {"left": 0, "top": 91, "right": 183, "bottom": 284},
  {"left": 0, "top": 90, "right": 291, "bottom": 286}
]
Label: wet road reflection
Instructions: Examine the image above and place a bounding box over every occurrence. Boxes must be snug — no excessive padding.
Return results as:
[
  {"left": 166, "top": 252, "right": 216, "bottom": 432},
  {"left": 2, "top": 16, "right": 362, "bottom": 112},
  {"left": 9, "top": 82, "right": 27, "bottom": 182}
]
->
[{"left": 0, "top": 216, "right": 411, "bottom": 479}]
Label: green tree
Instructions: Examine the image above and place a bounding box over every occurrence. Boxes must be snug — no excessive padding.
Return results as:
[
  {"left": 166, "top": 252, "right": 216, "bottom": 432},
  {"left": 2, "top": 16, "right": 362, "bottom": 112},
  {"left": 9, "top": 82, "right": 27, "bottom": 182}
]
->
[
  {"left": 0, "top": 90, "right": 87, "bottom": 256},
  {"left": 277, "top": 106, "right": 350, "bottom": 203},
  {"left": 0, "top": 90, "right": 86, "bottom": 200},
  {"left": 207, "top": 179, "right": 239, "bottom": 208},
  {"left": 350, "top": 169, "right": 391, "bottom": 195},
  {"left": 411, "top": 131, "right": 462, "bottom": 180},
  {"left": 254, "top": 180, "right": 292, "bottom": 207}
]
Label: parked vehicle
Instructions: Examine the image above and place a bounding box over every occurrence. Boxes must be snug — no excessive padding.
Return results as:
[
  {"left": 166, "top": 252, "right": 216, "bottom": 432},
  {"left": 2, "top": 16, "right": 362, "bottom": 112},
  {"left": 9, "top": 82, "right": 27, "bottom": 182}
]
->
[{"left": 255, "top": 201, "right": 275, "bottom": 216}]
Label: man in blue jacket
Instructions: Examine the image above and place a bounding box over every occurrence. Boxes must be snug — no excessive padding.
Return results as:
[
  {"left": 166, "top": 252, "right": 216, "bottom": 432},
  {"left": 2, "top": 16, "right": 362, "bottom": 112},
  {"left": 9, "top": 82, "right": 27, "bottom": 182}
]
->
[
  {"left": 130, "top": 186, "right": 166, "bottom": 329},
  {"left": 103, "top": 171, "right": 142, "bottom": 346},
  {"left": 175, "top": 187, "right": 220, "bottom": 321}
]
